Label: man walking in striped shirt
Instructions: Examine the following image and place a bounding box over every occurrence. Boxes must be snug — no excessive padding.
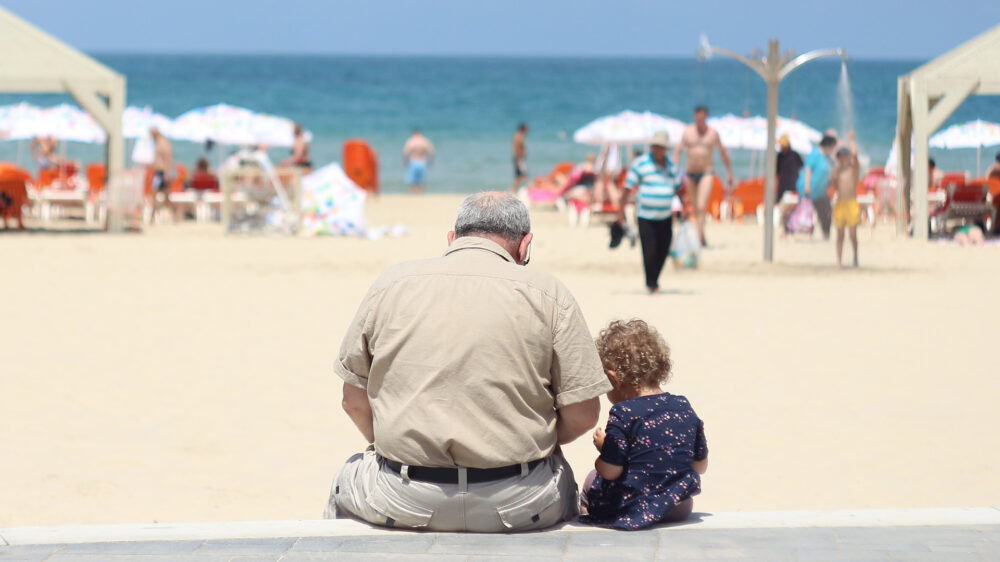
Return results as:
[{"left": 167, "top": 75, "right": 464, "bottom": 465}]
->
[{"left": 622, "top": 130, "right": 680, "bottom": 294}]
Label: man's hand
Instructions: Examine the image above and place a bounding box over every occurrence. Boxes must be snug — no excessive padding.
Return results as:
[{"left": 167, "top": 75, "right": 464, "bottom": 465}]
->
[{"left": 593, "top": 427, "right": 606, "bottom": 451}]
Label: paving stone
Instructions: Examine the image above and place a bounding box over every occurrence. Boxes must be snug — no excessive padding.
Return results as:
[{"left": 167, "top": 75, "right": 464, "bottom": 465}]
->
[
  {"left": 796, "top": 548, "right": 892, "bottom": 561},
  {"left": 288, "top": 537, "right": 345, "bottom": 552},
  {"left": 336, "top": 535, "right": 435, "bottom": 554},
  {"left": 565, "top": 529, "right": 657, "bottom": 560},
  {"left": 59, "top": 540, "right": 202, "bottom": 555},
  {"left": 45, "top": 552, "right": 223, "bottom": 562},
  {"left": 428, "top": 532, "right": 566, "bottom": 556},
  {"left": 0, "top": 544, "right": 66, "bottom": 562},
  {"left": 194, "top": 537, "right": 296, "bottom": 555},
  {"left": 888, "top": 552, "right": 981, "bottom": 561},
  {"left": 834, "top": 527, "right": 932, "bottom": 552},
  {"left": 283, "top": 554, "right": 466, "bottom": 562}
]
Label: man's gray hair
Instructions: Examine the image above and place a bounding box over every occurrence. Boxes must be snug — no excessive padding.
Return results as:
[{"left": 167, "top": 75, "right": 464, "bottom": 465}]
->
[{"left": 454, "top": 191, "right": 531, "bottom": 244}]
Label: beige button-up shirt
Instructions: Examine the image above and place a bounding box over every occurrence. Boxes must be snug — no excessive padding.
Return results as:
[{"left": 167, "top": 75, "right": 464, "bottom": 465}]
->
[{"left": 336, "top": 235, "right": 611, "bottom": 468}]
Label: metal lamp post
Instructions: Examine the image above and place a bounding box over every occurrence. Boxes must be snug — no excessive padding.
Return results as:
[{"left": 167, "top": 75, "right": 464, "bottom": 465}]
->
[{"left": 698, "top": 37, "right": 844, "bottom": 262}]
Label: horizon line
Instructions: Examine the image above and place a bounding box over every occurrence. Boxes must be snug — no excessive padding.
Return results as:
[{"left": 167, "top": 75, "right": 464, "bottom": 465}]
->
[{"left": 84, "top": 50, "right": 928, "bottom": 63}]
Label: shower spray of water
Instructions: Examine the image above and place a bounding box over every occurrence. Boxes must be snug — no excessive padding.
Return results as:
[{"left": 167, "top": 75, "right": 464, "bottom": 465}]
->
[{"left": 837, "top": 60, "right": 856, "bottom": 137}]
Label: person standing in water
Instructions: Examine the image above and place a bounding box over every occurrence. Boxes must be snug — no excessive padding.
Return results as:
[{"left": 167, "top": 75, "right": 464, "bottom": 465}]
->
[
  {"left": 403, "top": 129, "right": 435, "bottom": 194},
  {"left": 511, "top": 123, "right": 529, "bottom": 193},
  {"left": 673, "top": 106, "right": 733, "bottom": 247}
]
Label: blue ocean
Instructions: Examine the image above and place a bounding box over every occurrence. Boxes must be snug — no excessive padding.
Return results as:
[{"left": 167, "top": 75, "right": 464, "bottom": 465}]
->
[{"left": 2, "top": 55, "right": 999, "bottom": 192}]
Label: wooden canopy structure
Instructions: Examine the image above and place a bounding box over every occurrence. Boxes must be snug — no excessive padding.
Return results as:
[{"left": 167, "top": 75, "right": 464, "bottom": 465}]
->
[
  {"left": 897, "top": 23, "right": 1000, "bottom": 238},
  {"left": 0, "top": 5, "right": 127, "bottom": 230}
]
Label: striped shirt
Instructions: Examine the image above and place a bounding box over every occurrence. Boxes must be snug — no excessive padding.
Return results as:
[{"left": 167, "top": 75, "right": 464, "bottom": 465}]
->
[{"left": 625, "top": 153, "right": 680, "bottom": 221}]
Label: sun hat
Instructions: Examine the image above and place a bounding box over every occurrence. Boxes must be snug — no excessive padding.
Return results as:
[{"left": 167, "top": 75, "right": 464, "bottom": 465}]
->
[
  {"left": 650, "top": 130, "right": 670, "bottom": 147},
  {"left": 778, "top": 133, "right": 790, "bottom": 147}
]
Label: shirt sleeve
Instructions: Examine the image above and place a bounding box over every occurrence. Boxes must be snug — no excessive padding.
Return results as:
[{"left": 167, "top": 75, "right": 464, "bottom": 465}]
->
[
  {"left": 624, "top": 161, "right": 640, "bottom": 189},
  {"left": 693, "top": 419, "right": 708, "bottom": 461},
  {"left": 550, "top": 296, "right": 613, "bottom": 407},
  {"left": 335, "top": 286, "right": 378, "bottom": 389},
  {"left": 599, "top": 406, "right": 629, "bottom": 466}
]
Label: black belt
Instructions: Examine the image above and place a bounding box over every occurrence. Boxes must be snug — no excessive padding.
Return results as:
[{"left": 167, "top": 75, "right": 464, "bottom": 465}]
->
[{"left": 381, "top": 457, "right": 545, "bottom": 484}]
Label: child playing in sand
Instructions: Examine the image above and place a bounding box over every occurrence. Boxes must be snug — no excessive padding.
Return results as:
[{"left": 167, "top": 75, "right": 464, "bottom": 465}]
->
[
  {"left": 581, "top": 319, "right": 708, "bottom": 530},
  {"left": 831, "top": 131, "right": 861, "bottom": 268}
]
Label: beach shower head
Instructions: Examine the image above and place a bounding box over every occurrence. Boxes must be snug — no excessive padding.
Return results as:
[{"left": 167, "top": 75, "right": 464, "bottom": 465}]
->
[{"left": 697, "top": 34, "right": 712, "bottom": 61}]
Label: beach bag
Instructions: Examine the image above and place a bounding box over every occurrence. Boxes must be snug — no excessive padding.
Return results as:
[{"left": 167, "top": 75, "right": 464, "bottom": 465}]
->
[
  {"left": 786, "top": 198, "right": 815, "bottom": 234},
  {"left": 670, "top": 220, "right": 700, "bottom": 269}
]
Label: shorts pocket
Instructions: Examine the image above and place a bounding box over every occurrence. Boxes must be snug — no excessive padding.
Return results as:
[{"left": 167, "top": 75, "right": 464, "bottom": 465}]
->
[
  {"left": 496, "top": 477, "right": 561, "bottom": 530},
  {"left": 365, "top": 481, "right": 435, "bottom": 528}
]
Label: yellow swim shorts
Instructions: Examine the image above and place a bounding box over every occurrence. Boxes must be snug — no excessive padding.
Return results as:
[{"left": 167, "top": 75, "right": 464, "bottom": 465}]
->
[{"left": 833, "top": 198, "right": 860, "bottom": 228}]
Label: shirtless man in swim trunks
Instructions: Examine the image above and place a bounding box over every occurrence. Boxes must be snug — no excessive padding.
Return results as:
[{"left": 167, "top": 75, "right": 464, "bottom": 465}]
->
[
  {"left": 403, "top": 129, "right": 435, "bottom": 194},
  {"left": 510, "top": 123, "right": 528, "bottom": 193},
  {"left": 149, "top": 127, "right": 177, "bottom": 222},
  {"left": 673, "top": 106, "right": 733, "bottom": 247}
]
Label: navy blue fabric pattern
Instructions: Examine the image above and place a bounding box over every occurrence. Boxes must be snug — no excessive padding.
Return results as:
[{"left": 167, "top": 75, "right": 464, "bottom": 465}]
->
[{"left": 584, "top": 393, "right": 707, "bottom": 530}]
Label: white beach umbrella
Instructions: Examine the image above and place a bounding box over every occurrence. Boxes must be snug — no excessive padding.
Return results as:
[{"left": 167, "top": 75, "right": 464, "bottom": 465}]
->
[
  {"left": 573, "top": 110, "right": 686, "bottom": 146},
  {"left": 929, "top": 119, "right": 1000, "bottom": 173},
  {"left": 170, "top": 103, "right": 310, "bottom": 147},
  {"left": 0, "top": 102, "right": 42, "bottom": 140},
  {"left": 122, "top": 106, "right": 173, "bottom": 139},
  {"left": 708, "top": 114, "right": 820, "bottom": 154},
  {"left": 34, "top": 104, "right": 107, "bottom": 143},
  {"left": 171, "top": 103, "right": 257, "bottom": 145}
]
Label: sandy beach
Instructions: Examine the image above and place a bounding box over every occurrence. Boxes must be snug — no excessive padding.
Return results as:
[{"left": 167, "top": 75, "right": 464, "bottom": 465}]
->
[{"left": 2, "top": 194, "right": 998, "bottom": 526}]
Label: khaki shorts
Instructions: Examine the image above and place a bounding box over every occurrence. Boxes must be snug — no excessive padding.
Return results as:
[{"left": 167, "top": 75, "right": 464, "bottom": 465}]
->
[{"left": 325, "top": 447, "right": 579, "bottom": 532}]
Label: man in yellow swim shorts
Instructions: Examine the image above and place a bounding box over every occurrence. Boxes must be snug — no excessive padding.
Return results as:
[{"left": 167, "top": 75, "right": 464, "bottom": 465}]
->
[{"left": 831, "top": 132, "right": 860, "bottom": 268}]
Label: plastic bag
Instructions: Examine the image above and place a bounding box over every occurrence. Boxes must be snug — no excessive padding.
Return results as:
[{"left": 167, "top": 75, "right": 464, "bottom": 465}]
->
[
  {"left": 786, "top": 197, "right": 815, "bottom": 234},
  {"left": 670, "top": 220, "right": 701, "bottom": 269}
]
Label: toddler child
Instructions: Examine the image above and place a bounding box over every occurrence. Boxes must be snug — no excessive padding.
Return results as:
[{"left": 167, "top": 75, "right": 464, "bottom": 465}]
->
[{"left": 581, "top": 319, "right": 708, "bottom": 530}]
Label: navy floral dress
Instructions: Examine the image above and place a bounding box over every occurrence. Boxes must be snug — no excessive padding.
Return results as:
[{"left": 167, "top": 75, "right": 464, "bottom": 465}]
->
[{"left": 583, "top": 392, "right": 707, "bottom": 530}]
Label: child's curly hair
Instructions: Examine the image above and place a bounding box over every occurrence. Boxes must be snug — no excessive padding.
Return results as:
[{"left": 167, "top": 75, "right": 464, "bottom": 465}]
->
[{"left": 595, "top": 319, "right": 672, "bottom": 392}]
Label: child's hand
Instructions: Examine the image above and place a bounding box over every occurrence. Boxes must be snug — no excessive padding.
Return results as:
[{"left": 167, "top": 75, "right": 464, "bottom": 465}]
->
[{"left": 593, "top": 427, "right": 606, "bottom": 451}]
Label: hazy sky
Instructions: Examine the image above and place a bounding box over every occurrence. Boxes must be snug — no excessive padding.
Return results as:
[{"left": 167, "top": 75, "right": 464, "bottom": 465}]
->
[{"left": 4, "top": 0, "right": 999, "bottom": 59}]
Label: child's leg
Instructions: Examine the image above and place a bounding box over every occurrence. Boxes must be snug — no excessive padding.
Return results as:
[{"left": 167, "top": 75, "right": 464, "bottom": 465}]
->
[
  {"left": 849, "top": 225, "right": 858, "bottom": 266},
  {"left": 836, "top": 226, "right": 845, "bottom": 267}
]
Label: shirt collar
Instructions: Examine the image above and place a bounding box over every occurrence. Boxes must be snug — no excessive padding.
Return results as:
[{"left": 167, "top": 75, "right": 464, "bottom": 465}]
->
[
  {"left": 444, "top": 235, "right": 517, "bottom": 264},
  {"left": 646, "top": 152, "right": 670, "bottom": 168}
]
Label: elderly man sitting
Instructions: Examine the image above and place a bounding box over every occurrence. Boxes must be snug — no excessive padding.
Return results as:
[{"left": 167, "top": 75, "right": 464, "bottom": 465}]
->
[{"left": 325, "top": 191, "right": 611, "bottom": 532}]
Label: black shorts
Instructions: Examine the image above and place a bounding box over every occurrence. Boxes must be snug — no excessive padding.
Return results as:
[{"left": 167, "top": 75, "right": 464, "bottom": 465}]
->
[
  {"left": 152, "top": 170, "right": 167, "bottom": 192},
  {"left": 514, "top": 158, "right": 527, "bottom": 178}
]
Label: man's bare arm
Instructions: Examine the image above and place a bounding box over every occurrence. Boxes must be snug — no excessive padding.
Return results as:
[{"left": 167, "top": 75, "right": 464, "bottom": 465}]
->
[
  {"left": 556, "top": 396, "right": 600, "bottom": 444},
  {"left": 342, "top": 382, "right": 374, "bottom": 443}
]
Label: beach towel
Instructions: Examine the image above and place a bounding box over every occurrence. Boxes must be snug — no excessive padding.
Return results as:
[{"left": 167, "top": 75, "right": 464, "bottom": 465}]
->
[
  {"left": 670, "top": 220, "right": 700, "bottom": 269},
  {"left": 787, "top": 198, "right": 815, "bottom": 234}
]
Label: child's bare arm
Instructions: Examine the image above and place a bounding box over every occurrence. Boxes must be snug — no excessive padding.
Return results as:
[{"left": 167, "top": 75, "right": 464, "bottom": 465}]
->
[
  {"left": 693, "top": 457, "right": 708, "bottom": 474},
  {"left": 595, "top": 458, "right": 624, "bottom": 480}
]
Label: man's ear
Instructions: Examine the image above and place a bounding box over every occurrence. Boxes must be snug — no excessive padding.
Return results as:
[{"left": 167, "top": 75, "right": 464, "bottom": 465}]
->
[
  {"left": 447, "top": 231, "right": 456, "bottom": 245},
  {"left": 518, "top": 233, "right": 533, "bottom": 264},
  {"left": 606, "top": 369, "right": 622, "bottom": 389}
]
